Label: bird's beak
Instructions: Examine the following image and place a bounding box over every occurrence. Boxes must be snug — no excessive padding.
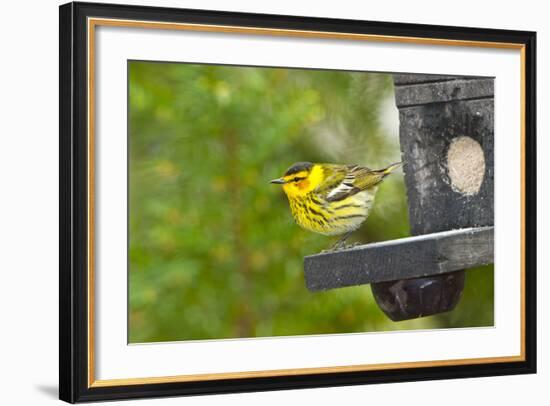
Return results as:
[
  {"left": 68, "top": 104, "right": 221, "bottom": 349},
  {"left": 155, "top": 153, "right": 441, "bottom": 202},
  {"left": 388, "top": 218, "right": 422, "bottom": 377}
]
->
[{"left": 269, "top": 178, "right": 286, "bottom": 184}]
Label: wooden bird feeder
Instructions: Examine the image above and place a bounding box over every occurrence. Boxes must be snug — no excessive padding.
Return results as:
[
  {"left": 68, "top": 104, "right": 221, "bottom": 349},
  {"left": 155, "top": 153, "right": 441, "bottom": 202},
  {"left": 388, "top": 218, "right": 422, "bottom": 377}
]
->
[{"left": 304, "top": 74, "right": 495, "bottom": 321}]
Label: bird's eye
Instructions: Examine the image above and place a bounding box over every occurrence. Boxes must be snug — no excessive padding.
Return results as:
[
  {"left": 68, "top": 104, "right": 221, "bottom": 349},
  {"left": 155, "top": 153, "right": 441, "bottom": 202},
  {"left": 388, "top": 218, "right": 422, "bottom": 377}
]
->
[{"left": 292, "top": 177, "right": 305, "bottom": 183}]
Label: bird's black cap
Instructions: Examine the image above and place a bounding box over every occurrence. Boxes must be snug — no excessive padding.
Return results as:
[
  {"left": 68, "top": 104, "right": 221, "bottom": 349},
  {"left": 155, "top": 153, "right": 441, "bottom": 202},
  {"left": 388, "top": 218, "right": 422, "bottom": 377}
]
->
[{"left": 284, "top": 162, "right": 313, "bottom": 176}]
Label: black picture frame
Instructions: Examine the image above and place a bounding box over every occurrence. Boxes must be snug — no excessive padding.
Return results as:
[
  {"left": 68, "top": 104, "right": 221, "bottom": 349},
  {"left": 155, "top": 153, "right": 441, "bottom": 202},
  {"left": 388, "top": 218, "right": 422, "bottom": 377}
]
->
[{"left": 60, "top": 1, "right": 536, "bottom": 403}]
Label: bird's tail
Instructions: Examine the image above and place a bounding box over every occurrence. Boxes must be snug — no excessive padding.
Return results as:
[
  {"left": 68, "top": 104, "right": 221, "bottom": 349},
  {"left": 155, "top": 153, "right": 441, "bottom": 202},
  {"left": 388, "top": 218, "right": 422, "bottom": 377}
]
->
[{"left": 380, "top": 161, "right": 402, "bottom": 175}]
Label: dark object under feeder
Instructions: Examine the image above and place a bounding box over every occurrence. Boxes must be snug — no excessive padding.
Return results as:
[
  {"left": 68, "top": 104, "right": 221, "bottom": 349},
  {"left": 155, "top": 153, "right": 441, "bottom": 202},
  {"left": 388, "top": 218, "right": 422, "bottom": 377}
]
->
[
  {"left": 371, "top": 271, "right": 465, "bottom": 321},
  {"left": 304, "top": 74, "right": 494, "bottom": 321}
]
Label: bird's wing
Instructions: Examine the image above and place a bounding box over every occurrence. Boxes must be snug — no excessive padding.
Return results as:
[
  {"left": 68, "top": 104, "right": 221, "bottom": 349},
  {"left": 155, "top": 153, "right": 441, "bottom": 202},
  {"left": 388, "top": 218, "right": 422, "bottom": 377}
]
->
[
  {"left": 313, "top": 164, "right": 348, "bottom": 201},
  {"left": 319, "top": 164, "right": 386, "bottom": 202}
]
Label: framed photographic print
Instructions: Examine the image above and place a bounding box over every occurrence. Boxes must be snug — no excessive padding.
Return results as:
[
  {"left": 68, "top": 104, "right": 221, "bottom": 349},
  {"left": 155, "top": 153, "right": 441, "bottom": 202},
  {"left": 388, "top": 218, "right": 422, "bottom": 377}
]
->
[{"left": 59, "top": 1, "right": 536, "bottom": 403}]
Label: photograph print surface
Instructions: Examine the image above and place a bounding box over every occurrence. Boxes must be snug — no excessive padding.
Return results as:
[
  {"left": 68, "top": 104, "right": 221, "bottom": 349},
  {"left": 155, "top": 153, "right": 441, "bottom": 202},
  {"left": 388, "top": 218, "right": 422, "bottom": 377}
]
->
[{"left": 128, "top": 61, "right": 494, "bottom": 343}]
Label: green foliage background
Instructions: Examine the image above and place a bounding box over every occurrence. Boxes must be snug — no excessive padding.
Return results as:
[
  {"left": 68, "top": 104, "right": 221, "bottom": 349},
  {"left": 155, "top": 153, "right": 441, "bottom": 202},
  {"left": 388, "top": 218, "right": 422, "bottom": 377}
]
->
[{"left": 128, "top": 61, "right": 494, "bottom": 343}]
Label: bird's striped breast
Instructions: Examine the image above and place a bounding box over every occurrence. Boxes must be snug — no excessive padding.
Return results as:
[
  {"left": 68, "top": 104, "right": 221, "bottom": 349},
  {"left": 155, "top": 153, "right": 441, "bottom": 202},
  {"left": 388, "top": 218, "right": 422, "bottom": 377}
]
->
[{"left": 288, "top": 189, "right": 376, "bottom": 236}]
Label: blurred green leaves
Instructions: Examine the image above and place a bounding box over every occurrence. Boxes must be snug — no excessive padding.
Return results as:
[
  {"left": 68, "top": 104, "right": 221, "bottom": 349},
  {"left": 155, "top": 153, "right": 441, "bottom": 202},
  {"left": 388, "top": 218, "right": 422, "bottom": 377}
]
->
[{"left": 128, "top": 61, "right": 493, "bottom": 343}]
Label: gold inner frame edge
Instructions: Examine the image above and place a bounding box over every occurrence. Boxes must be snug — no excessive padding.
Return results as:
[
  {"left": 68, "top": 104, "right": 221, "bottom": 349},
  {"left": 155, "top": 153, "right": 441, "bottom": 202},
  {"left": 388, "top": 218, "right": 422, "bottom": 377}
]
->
[{"left": 87, "top": 17, "right": 527, "bottom": 388}]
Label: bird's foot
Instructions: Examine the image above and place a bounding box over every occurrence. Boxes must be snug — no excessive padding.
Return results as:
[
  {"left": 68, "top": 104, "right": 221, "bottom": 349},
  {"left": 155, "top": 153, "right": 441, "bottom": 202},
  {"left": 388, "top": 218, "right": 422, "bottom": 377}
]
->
[
  {"left": 339, "top": 242, "right": 363, "bottom": 250},
  {"left": 321, "top": 241, "right": 362, "bottom": 253}
]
